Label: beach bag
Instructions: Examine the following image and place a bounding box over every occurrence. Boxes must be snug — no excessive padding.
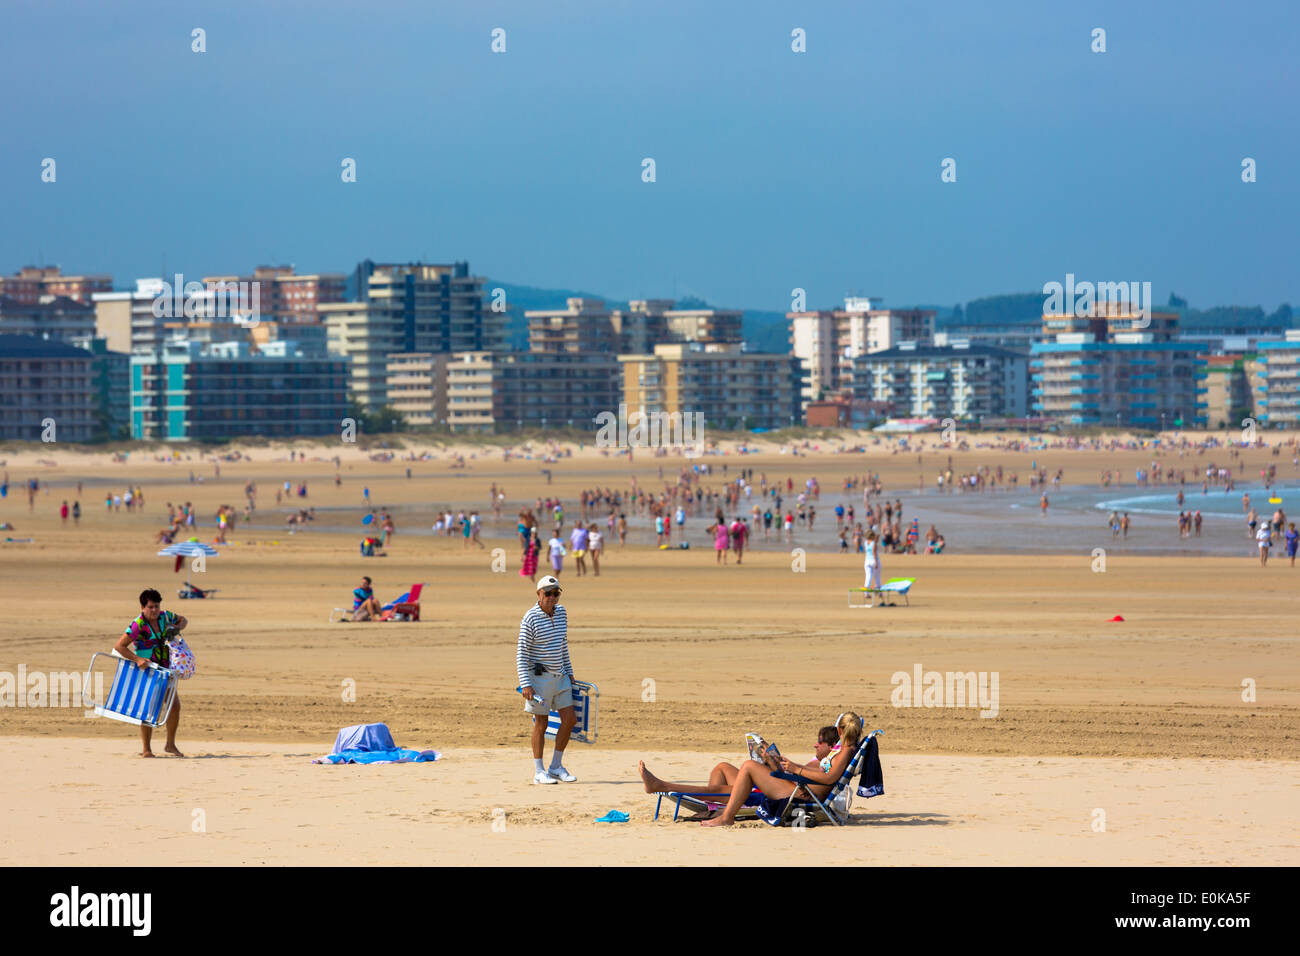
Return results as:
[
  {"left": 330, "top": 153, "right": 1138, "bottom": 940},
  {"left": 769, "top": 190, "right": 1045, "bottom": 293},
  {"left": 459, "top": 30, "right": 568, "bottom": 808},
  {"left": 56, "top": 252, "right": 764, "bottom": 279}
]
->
[{"left": 167, "top": 637, "right": 196, "bottom": 679}]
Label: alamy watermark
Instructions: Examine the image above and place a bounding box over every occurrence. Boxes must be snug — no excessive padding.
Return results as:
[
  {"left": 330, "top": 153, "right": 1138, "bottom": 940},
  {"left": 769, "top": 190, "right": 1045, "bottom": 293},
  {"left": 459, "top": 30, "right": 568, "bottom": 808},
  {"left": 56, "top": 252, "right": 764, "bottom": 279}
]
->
[
  {"left": 1043, "top": 273, "right": 1152, "bottom": 328},
  {"left": 151, "top": 272, "right": 261, "bottom": 327},
  {"left": 890, "top": 663, "right": 999, "bottom": 718},
  {"left": 594, "top": 403, "right": 704, "bottom": 457},
  {"left": 1, "top": 665, "right": 103, "bottom": 714}
]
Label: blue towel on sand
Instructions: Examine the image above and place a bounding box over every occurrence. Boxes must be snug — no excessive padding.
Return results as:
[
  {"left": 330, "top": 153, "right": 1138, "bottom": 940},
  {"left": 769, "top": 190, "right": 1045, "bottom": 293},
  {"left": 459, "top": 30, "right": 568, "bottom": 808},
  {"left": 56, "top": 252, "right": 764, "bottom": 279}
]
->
[{"left": 314, "top": 748, "right": 440, "bottom": 764}]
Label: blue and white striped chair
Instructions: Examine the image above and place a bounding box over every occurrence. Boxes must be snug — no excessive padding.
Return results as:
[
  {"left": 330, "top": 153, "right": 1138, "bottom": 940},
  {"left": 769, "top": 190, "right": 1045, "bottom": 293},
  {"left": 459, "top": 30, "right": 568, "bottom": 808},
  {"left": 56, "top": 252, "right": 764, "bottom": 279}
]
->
[
  {"left": 515, "top": 679, "right": 599, "bottom": 744},
  {"left": 83, "top": 652, "right": 178, "bottom": 727},
  {"left": 764, "top": 729, "right": 884, "bottom": 826}
]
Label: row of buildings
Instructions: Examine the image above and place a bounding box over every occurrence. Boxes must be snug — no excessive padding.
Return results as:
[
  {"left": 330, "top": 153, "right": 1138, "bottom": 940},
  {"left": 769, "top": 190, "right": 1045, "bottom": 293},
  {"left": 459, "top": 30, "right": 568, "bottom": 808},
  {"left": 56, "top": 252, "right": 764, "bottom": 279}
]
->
[
  {"left": 792, "top": 297, "right": 1300, "bottom": 431},
  {"left": 0, "top": 264, "right": 801, "bottom": 442},
  {"left": 1, "top": 263, "right": 1297, "bottom": 442}
]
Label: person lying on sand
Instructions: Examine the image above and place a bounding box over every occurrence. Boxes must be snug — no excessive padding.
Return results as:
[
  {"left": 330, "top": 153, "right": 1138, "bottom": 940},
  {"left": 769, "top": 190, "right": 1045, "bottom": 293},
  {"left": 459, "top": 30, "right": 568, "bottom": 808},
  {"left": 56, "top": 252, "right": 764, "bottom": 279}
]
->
[{"left": 638, "top": 716, "right": 861, "bottom": 825}]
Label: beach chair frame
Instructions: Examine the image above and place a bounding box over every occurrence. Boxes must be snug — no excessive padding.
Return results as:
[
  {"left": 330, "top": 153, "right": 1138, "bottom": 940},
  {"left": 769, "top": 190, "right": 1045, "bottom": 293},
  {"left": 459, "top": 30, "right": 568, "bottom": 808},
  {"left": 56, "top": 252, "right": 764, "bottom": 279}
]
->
[
  {"left": 849, "top": 580, "right": 912, "bottom": 607},
  {"left": 654, "top": 790, "right": 762, "bottom": 822},
  {"left": 541, "top": 679, "right": 598, "bottom": 744},
  {"left": 517, "top": 679, "right": 599, "bottom": 744},
  {"left": 767, "top": 730, "right": 882, "bottom": 827},
  {"left": 83, "top": 651, "right": 177, "bottom": 728}
]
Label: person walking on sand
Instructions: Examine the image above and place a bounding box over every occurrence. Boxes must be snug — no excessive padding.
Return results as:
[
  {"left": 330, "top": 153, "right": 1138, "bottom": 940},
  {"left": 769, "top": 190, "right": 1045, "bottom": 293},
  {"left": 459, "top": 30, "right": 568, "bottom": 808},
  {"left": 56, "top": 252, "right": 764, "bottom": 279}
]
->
[
  {"left": 570, "top": 522, "right": 589, "bottom": 576},
  {"left": 712, "top": 518, "right": 729, "bottom": 565},
  {"left": 517, "top": 576, "right": 578, "bottom": 784},
  {"left": 1256, "top": 520, "right": 1272, "bottom": 566},
  {"left": 1285, "top": 522, "right": 1298, "bottom": 567},
  {"left": 730, "top": 516, "right": 748, "bottom": 564},
  {"left": 547, "top": 532, "right": 567, "bottom": 576},
  {"left": 113, "top": 589, "right": 188, "bottom": 757}
]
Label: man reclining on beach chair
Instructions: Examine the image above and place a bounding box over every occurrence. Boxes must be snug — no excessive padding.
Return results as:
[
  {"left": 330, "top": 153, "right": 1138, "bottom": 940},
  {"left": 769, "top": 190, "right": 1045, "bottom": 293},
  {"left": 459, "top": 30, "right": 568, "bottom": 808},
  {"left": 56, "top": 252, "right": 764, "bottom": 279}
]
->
[{"left": 641, "top": 718, "right": 863, "bottom": 823}]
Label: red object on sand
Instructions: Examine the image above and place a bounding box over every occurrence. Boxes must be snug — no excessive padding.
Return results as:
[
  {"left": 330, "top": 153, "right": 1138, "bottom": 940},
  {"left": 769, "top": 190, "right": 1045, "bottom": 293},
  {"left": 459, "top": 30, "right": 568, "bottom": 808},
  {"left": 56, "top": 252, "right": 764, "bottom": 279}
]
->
[
  {"left": 1109, "top": 614, "right": 1125, "bottom": 622},
  {"left": 174, "top": 555, "right": 184, "bottom": 573}
]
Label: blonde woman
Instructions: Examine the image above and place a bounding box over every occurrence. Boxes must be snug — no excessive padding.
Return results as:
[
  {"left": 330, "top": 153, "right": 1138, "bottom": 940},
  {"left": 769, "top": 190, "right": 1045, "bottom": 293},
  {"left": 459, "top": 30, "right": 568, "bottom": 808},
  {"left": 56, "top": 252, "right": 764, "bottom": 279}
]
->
[
  {"left": 698, "top": 714, "right": 863, "bottom": 827},
  {"left": 863, "top": 529, "right": 882, "bottom": 590}
]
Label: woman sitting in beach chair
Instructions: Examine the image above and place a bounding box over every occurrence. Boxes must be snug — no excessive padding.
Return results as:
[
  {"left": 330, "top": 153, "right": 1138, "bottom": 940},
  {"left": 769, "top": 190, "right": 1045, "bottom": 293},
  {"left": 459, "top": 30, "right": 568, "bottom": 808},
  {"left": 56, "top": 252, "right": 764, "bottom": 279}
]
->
[{"left": 639, "top": 715, "right": 862, "bottom": 826}]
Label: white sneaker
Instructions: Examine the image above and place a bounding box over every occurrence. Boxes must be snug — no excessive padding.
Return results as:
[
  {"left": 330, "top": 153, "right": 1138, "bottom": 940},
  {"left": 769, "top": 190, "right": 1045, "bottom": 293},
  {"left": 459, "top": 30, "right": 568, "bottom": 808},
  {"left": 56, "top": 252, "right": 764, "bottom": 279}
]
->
[
  {"left": 533, "top": 770, "right": 558, "bottom": 785},
  {"left": 548, "top": 766, "right": 577, "bottom": 783}
]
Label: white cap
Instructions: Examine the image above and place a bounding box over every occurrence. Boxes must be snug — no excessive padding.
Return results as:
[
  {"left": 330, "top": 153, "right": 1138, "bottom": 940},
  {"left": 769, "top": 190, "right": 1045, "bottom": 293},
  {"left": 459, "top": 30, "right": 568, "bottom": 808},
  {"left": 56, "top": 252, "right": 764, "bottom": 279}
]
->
[{"left": 536, "top": 575, "right": 562, "bottom": 593}]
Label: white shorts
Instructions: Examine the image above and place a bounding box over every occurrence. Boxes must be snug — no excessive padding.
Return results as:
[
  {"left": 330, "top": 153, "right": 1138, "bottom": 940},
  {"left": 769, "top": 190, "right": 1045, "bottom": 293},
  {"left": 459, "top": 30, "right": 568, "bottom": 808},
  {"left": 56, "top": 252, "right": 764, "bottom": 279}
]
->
[{"left": 523, "top": 673, "right": 573, "bottom": 715}]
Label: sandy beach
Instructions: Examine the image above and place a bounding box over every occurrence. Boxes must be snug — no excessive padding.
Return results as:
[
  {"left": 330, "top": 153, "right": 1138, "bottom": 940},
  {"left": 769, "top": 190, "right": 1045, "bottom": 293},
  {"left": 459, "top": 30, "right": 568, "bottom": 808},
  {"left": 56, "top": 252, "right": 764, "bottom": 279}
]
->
[{"left": 1, "top": 432, "right": 1298, "bottom": 865}]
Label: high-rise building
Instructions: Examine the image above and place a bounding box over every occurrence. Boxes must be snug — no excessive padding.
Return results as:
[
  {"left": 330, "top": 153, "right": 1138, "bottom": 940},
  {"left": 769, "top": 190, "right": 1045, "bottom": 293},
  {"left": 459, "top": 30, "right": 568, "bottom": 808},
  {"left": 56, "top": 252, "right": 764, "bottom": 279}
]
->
[
  {"left": 444, "top": 351, "right": 621, "bottom": 432},
  {"left": 0, "top": 335, "right": 96, "bottom": 441},
  {"left": 0, "top": 294, "right": 96, "bottom": 343},
  {"left": 201, "top": 266, "right": 346, "bottom": 324},
  {"left": 322, "top": 260, "right": 502, "bottom": 408},
  {"left": 789, "top": 298, "right": 936, "bottom": 405},
  {"left": 526, "top": 299, "right": 622, "bottom": 354},
  {"left": 130, "top": 339, "right": 348, "bottom": 440},
  {"left": 386, "top": 352, "right": 451, "bottom": 428},
  {"left": 1031, "top": 306, "right": 1204, "bottom": 428},
  {"left": 1252, "top": 330, "right": 1300, "bottom": 427},
  {"left": 618, "top": 342, "right": 803, "bottom": 431},
  {"left": 853, "top": 341, "right": 1028, "bottom": 421},
  {"left": 527, "top": 297, "right": 741, "bottom": 356},
  {"left": 662, "top": 306, "right": 742, "bottom": 345},
  {"left": 1198, "top": 354, "right": 1256, "bottom": 430},
  {"left": 0, "top": 266, "right": 112, "bottom": 305}
]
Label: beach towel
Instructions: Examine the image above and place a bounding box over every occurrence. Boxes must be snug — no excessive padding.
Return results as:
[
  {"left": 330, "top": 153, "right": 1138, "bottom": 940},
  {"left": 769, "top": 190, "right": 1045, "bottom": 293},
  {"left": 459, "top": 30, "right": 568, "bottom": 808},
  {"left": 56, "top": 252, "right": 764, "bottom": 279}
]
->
[
  {"left": 856, "top": 734, "right": 884, "bottom": 798},
  {"left": 312, "top": 722, "right": 440, "bottom": 764},
  {"left": 331, "top": 722, "right": 396, "bottom": 752},
  {"left": 314, "top": 748, "right": 440, "bottom": 764}
]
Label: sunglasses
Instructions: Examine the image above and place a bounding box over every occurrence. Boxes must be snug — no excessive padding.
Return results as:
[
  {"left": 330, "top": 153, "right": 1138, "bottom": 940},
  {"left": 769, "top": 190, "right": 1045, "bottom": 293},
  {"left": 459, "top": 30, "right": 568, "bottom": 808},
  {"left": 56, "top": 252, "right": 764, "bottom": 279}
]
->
[{"left": 542, "top": 590, "right": 561, "bottom": 597}]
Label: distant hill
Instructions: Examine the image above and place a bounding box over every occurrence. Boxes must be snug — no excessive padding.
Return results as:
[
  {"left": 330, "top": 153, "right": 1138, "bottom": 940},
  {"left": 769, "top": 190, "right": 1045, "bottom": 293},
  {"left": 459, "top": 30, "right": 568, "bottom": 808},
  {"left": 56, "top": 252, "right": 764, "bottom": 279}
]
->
[{"left": 943, "top": 293, "right": 1043, "bottom": 329}]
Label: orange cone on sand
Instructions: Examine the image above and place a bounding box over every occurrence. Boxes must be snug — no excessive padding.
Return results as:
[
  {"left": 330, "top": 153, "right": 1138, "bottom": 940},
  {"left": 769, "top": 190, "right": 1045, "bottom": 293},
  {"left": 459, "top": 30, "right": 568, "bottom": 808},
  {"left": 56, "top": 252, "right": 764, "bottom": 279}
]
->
[{"left": 1109, "top": 614, "right": 1125, "bottom": 622}]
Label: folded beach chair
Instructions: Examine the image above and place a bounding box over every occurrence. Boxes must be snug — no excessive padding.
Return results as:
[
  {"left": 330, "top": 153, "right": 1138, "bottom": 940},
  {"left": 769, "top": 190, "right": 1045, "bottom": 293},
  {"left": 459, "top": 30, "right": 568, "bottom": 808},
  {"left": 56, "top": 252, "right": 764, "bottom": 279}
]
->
[
  {"left": 379, "top": 583, "right": 423, "bottom": 621},
  {"left": 178, "top": 582, "right": 218, "bottom": 599},
  {"left": 763, "top": 730, "right": 884, "bottom": 827},
  {"left": 82, "top": 651, "right": 177, "bottom": 727},
  {"left": 515, "top": 679, "right": 599, "bottom": 744}
]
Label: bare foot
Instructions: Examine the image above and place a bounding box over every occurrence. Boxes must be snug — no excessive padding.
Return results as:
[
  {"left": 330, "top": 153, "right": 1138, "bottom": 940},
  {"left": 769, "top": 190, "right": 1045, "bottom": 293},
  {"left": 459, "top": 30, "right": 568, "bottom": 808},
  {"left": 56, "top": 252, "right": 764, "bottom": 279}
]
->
[
  {"left": 638, "top": 760, "right": 663, "bottom": 793},
  {"left": 141, "top": 750, "right": 155, "bottom": 758},
  {"left": 701, "top": 815, "right": 733, "bottom": 827},
  {"left": 165, "top": 746, "right": 185, "bottom": 757}
]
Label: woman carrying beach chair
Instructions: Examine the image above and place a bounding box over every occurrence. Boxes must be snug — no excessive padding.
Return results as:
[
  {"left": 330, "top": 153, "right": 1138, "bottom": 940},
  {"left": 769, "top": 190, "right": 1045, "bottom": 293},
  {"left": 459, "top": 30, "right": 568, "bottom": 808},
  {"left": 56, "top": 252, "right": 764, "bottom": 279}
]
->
[{"left": 112, "top": 588, "right": 188, "bottom": 757}]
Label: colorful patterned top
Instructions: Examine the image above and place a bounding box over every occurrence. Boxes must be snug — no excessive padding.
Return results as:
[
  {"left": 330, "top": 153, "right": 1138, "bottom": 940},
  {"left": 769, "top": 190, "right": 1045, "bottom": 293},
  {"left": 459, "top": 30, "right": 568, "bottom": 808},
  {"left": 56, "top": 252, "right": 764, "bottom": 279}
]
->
[{"left": 124, "top": 610, "right": 178, "bottom": 665}]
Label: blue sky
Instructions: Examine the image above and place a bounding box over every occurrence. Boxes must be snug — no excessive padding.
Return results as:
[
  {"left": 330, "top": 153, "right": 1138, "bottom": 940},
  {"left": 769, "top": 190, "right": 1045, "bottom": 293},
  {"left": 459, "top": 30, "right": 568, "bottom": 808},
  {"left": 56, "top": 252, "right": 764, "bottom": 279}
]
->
[{"left": 2, "top": 0, "right": 1295, "bottom": 312}]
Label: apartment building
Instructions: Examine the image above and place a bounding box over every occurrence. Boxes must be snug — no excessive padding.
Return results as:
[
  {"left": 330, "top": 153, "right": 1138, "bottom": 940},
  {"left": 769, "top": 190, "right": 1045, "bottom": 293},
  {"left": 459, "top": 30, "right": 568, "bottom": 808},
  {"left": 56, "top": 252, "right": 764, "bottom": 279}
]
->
[
  {"left": 445, "top": 351, "right": 621, "bottom": 433},
  {"left": 1198, "top": 354, "right": 1255, "bottom": 429},
  {"left": 1252, "top": 330, "right": 1300, "bottom": 427},
  {"left": 322, "top": 261, "right": 503, "bottom": 408},
  {"left": 618, "top": 342, "right": 802, "bottom": 431},
  {"left": 0, "top": 266, "right": 112, "bottom": 305},
  {"left": 0, "top": 334, "right": 96, "bottom": 441},
  {"left": 130, "top": 339, "right": 348, "bottom": 440},
  {"left": 1031, "top": 305, "right": 1204, "bottom": 428},
  {"left": 853, "top": 342, "right": 1028, "bottom": 421},
  {"left": 789, "top": 298, "right": 936, "bottom": 404},
  {"left": 0, "top": 294, "right": 96, "bottom": 343},
  {"left": 202, "top": 266, "right": 346, "bottom": 324}
]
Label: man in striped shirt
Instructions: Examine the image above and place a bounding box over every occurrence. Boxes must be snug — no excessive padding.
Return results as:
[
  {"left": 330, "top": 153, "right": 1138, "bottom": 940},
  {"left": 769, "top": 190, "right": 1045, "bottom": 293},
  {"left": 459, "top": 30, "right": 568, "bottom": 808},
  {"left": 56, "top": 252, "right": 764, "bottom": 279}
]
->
[{"left": 517, "top": 575, "right": 578, "bottom": 784}]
